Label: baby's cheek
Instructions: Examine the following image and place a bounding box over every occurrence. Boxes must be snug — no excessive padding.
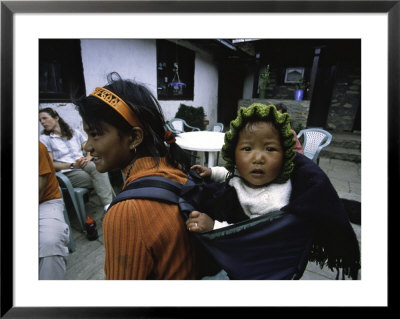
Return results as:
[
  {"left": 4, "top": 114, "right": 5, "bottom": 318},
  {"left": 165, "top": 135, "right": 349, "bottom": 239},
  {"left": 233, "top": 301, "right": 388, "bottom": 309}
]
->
[{"left": 234, "top": 158, "right": 247, "bottom": 175}]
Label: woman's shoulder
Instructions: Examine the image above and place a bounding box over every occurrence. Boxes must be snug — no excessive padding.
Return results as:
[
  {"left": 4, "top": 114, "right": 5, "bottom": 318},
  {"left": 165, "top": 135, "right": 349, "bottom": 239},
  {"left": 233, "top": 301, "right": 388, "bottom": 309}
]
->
[
  {"left": 39, "top": 133, "right": 50, "bottom": 141},
  {"left": 105, "top": 199, "right": 148, "bottom": 227},
  {"left": 72, "top": 128, "right": 84, "bottom": 134},
  {"left": 72, "top": 128, "right": 87, "bottom": 140},
  {"left": 105, "top": 191, "right": 183, "bottom": 238},
  {"left": 39, "top": 134, "right": 52, "bottom": 148},
  {"left": 113, "top": 158, "right": 189, "bottom": 212}
]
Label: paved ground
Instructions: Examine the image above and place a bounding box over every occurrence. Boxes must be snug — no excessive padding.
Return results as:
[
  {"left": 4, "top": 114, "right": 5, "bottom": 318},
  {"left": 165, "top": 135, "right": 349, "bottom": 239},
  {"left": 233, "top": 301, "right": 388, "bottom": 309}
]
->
[
  {"left": 65, "top": 156, "right": 361, "bottom": 280},
  {"left": 319, "top": 157, "right": 361, "bottom": 202}
]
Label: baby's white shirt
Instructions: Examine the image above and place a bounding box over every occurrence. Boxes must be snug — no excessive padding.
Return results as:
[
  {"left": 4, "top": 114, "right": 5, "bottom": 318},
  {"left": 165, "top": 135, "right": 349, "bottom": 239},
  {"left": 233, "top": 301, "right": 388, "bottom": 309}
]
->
[{"left": 210, "top": 167, "right": 292, "bottom": 229}]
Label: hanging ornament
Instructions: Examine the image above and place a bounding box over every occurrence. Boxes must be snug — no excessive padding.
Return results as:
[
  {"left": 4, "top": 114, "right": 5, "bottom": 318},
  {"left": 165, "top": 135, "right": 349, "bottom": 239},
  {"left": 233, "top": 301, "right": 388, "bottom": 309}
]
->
[{"left": 169, "top": 62, "right": 186, "bottom": 96}]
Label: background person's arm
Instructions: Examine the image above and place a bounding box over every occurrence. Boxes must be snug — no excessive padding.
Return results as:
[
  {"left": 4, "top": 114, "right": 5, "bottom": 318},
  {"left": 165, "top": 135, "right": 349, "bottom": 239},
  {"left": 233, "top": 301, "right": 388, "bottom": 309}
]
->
[{"left": 39, "top": 174, "right": 49, "bottom": 201}]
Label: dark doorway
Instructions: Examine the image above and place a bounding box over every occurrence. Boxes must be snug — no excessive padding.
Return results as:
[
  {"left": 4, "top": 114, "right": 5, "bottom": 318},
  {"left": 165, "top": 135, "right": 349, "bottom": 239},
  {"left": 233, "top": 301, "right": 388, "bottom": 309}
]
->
[{"left": 218, "top": 62, "right": 246, "bottom": 126}]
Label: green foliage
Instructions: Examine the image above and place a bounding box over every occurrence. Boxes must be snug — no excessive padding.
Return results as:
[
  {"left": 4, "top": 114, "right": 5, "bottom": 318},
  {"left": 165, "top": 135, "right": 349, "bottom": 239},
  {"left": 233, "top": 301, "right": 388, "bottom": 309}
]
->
[
  {"left": 175, "top": 103, "right": 206, "bottom": 130},
  {"left": 296, "top": 77, "right": 309, "bottom": 90},
  {"left": 259, "top": 64, "right": 271, "bottom": 90}
]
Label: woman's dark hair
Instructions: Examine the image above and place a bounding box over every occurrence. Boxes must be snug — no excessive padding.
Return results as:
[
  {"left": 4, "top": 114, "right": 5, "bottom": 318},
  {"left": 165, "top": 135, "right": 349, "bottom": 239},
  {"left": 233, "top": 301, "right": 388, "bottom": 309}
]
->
[
  {"left": 74, "top": 72, "right": 191, "bottom": 170},
  {"left": 39, "top": 107, "right": 74, "bottom": 139}
]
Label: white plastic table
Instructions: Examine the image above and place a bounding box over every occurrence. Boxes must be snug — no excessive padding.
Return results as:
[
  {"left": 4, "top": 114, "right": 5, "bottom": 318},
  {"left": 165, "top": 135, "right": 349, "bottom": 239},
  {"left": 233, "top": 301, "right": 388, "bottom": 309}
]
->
[{"left": 175, "top": 131, "right": 225, "bottom": 167}]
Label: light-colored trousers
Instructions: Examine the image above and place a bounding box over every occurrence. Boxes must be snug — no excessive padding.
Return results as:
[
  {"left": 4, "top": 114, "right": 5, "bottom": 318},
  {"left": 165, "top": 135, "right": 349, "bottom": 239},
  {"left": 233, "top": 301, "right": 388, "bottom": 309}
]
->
[
  {"left": 64, "top": 161, "right": 114, "bottom": 207},
  {"left": 39, "top": 198, "right": 69, "bottom": 280}
]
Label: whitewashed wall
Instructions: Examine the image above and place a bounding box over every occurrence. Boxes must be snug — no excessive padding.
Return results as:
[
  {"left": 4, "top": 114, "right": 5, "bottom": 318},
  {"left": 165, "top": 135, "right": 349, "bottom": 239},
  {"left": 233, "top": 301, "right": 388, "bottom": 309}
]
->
[
  {"left": 39, "top": 39, "right": 219, "bottom": 134},
  {"left": 80, "top": 39, "right": 156, "bottom": 94}
]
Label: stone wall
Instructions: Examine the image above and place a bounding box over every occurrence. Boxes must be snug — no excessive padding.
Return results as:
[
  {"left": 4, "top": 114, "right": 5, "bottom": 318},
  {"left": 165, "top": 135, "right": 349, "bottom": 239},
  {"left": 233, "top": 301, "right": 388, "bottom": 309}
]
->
[
  {"left": 326, "top": 65, "right": 361, "bottom": 132},
  {"left": 238, "top": 98, "right": 310, "bottom": 133}
]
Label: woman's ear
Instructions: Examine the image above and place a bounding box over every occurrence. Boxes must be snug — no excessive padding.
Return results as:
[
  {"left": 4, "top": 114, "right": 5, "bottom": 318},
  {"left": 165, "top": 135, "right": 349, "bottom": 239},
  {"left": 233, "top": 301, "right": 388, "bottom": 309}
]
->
[{"left": 129, "top": 127, "right": 144, "bottom": 150}]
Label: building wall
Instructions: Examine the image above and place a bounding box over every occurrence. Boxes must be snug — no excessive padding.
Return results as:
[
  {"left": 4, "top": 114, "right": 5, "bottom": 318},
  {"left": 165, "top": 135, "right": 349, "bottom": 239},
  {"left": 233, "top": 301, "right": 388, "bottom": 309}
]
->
[
  {"left": 80, "top": 39, "right": 156, "bottom": 95},
  {"left": 39, "top": 39, "right": 219, "bottom": 134}
]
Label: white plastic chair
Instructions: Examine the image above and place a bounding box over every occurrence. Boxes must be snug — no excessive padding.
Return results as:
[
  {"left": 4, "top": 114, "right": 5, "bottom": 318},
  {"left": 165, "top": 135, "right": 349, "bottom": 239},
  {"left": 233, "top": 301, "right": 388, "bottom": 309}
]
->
[
  {"left": 297, "top": 128, "right": 332, "bottom": 163},
  {"left": 209, "top": 123, "right": 224, "bottom": 132},
  {"left": 166, "top": 118, "right": 200, "bottom": 134}
]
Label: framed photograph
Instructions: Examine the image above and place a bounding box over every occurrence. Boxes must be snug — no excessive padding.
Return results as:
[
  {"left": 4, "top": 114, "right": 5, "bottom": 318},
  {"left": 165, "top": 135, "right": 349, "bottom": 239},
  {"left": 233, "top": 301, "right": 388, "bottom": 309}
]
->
[
  {"left": 2, "top": 0, "right": 397, "bottom": 316},
  {"left": 284, "top": 67, "right": 305, "bottom": 83}
]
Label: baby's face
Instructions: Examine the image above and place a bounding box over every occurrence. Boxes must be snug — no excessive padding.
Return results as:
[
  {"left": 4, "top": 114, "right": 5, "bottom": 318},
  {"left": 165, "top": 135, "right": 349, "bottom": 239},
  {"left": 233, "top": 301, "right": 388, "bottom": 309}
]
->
[{"left": 234, "top": 121, "right": 284, "bottom": 187}]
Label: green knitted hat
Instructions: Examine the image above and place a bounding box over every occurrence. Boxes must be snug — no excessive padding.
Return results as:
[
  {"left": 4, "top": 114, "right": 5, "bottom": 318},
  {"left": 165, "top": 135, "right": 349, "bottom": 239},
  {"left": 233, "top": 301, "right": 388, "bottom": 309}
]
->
[{"left": 221, "top": 103, "right": 296, "bottom": 184}]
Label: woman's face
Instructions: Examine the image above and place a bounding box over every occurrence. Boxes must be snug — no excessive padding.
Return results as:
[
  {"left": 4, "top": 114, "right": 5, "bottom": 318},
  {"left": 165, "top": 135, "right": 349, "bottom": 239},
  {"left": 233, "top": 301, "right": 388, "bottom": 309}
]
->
[
  {"left": 234, "top": 121, "right": 284, "bottom": 188},
  {"left": 39, "top": 111, "right": 58, "bottom": 132},
  {"left": 83, "top": 121, "right": 133, "bottom": 173}
]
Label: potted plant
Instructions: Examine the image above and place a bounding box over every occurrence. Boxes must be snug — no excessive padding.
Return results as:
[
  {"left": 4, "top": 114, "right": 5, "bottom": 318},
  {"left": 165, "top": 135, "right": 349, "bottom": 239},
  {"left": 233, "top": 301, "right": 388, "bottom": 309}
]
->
[
  {"left": 294, "top": 77, "right": 309, "bottom": 101},
  {"left": 175, "top": 103, "right": 206, "bottom": 130},
  {"left": 258, "top": 64, "right": 270, "bottom": 99}
]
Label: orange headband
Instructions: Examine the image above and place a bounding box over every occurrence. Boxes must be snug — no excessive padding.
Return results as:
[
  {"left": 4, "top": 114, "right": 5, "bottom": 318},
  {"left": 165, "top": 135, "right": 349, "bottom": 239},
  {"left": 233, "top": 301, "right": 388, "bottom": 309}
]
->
[{"left": 89, "top": 87, "right": 143, "bottom": 128}]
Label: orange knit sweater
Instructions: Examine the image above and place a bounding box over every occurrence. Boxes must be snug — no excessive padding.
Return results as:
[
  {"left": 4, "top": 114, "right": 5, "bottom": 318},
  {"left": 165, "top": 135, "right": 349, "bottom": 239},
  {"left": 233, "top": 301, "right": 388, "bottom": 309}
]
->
[{"left": 103, "top": 157, "right": 197, "bottom": 280}]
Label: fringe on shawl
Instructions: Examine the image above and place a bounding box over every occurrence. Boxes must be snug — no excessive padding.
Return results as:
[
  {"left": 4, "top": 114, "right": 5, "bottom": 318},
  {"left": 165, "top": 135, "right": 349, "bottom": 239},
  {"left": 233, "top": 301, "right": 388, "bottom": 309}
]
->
[
  {"left": 308, "top": 243, "right": 361, "bottom": 280},
  {"left": 287, "top": 154, "right": 361, "bottom": 280}
]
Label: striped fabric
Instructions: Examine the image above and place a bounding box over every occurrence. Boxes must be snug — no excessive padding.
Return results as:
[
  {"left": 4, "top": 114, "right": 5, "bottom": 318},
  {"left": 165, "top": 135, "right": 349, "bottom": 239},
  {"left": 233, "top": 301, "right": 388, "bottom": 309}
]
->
[{"left": 103, "top": 157, "right": 197, "bottom": 280}]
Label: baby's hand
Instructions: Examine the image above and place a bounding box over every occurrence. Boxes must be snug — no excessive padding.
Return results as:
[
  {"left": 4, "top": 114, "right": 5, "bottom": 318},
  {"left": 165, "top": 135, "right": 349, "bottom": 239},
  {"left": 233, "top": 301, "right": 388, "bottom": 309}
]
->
[
  {"left": 190, "top": 165, "right": 212, "bottom": 178},
  {"left": 186, "top": 210, "right": 214, "bottom": 233}
]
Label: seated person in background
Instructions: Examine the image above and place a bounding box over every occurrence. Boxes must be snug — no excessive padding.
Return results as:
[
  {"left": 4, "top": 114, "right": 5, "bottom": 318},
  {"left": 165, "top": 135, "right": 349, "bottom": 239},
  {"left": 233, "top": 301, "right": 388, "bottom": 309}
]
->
[
  {"left": 39, "top": 141, "right": 69, "bottom": 280},
  {"left": 188, "top": 103, "right": 360, "bottom": 279},
  {"left": 39, "top": 107, "right": 114, "bottom": 212},
  {"left": 276, "top": 104, "right": 304, "bottom": 154}
]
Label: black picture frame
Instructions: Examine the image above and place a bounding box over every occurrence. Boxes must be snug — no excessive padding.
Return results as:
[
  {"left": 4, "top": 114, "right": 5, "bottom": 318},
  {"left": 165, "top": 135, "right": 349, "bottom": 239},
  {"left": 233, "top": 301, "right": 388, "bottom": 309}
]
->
[{"left": 1, "top": 1, "right": 397, "bottom": 317}]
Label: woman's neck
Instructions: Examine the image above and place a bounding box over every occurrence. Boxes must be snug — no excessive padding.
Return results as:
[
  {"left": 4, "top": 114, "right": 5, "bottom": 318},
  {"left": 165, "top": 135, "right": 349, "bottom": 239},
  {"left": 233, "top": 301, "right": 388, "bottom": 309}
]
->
[{"left": 51, "top": 124, "right": 62, "bottom": 136}]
